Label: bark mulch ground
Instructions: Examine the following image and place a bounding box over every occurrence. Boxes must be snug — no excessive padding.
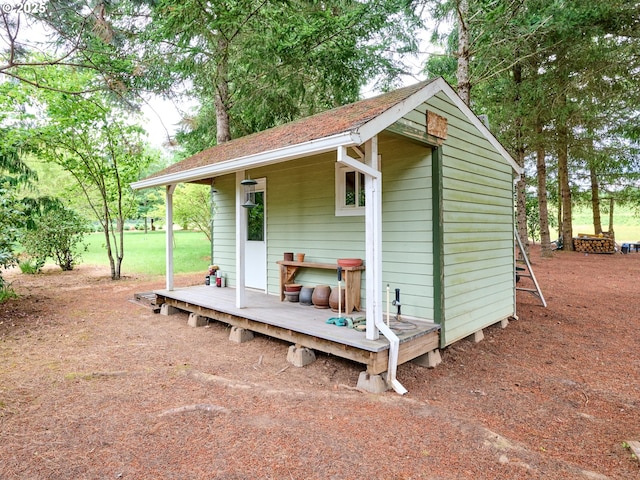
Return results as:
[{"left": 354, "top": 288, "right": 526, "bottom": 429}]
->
[{"left": 1, "top": 247, "right": 639, "bottom": 479}]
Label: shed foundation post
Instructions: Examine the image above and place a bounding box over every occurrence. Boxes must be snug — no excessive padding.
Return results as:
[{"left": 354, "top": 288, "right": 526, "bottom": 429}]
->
[
  {"left": 188, "top": 313, "right": 208, "bottom": 327},
  {"left": 473, "top": 329, "right": 484, "bottom": 343},
  {"left": 229, "top": 326, "right": 254, "bottom": 343},
  {"left": 160, "top": 304, "right": 180, "bottom": 316},
  {"left": 412, "top": 349, "right": 442, "bottom": 369},
  {"left": 356, "top": 371, "right": 389, "bottom": 394},
  {"left": 286, "top": 345, "right": 316, "bottom": 367}
]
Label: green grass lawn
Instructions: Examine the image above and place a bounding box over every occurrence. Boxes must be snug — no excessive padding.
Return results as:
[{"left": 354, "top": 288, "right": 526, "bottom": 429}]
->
[
  {"left": 78, "top": 206, "right": 638, "bottom": 276},
  {"left": 547, "top": 205, "right": 640, "bottom": 243},
  {"left": 82, "top": 230, "right": 211, "bottom": 276}
]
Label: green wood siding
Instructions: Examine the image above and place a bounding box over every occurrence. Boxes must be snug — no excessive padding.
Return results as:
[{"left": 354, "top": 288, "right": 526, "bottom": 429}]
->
[
  {"left": 424, "top": 92, "right": 516, "bottom": 346},
  {"left": 212, "top": 139, "right": 433, "bottom": 320},
  {"left": 260, "top": 152, "right": 363, "bottom": 294},
  {"left": 380, "top": 136, "right": 434, "bottom": 319},
  {"left": 211, "top": 173, "right": 238, "bottom": 286},
  {"left": 209, "top": 90, "right": 515, "bottom": 341}
]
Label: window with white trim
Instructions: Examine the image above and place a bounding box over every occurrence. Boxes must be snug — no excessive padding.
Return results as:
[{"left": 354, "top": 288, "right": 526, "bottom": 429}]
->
[{"left": 335, "top": 163, "right": 365, "bottom": 216}]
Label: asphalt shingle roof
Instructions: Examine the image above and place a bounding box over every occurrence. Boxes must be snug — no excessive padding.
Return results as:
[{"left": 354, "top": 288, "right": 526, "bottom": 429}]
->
[{"left": 145, "top": 79, "right": 436, "bottom": 180}]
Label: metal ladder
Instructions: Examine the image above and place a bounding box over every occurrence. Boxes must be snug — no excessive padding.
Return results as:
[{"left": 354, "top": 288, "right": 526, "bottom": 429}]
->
[{"left": 515, "top": 232, "right": 547, "bottom": 307}]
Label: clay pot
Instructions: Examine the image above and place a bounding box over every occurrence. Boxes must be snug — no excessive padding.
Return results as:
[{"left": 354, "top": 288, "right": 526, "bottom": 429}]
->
[
  {"left": 337, "top": 258, "right": 362, "bottom": 267},
  {"left": 296, "top": 253, "right": 305, "bottom": 262},
  {"left": 284, "top": 283, "right": 302, "bottom": 293},
  {"left": 299, "top": 286, "right": 314, "bottom": 306},
  {"left": 283, "top": 291, "right": 299, "bottom": 302},
  {"left": 284, "top": 252, "right": 294, "bottom": 261},
  {"left": 329, "top": 287, "right": 346, "bottom": 312},
  {"left": 312, "top": 285, "right": 331, "bottom": 309}
]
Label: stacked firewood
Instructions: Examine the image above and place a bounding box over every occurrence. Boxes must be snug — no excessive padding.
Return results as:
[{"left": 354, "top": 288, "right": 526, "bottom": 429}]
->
[{"left": 573, "top": 236, "right": 615, "bottom": 254}]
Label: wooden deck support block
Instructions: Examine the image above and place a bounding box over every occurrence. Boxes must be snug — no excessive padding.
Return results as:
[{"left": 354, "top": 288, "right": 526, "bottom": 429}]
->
[
  {"left": 160, "top": 304, "right": 180, "bottom": 316},
  {"left": 473, "top": 329, "right": 484, "bottom": 343},
  {"left": 500, "top": 318, "right": 509, "bottom": 329},
  {"left": 286, "top": 345, "right": 316, "bottom": 367},
  {"left": 412, "top": 349, "right": 442, "bottom": 369},
  {"left": 229, "top": 326, "right": 254, "bottom": 343},
  {"left": 188, "top": 313, "right": 208, "bottom": 327}
]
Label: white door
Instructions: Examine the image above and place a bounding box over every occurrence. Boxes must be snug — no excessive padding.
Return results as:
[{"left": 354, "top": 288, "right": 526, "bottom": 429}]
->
[{"left": 244, "top": 178, "right": 266, "bottom": 290}]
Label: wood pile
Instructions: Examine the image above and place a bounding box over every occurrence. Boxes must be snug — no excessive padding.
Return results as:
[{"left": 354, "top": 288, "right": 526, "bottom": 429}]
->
[{"left": 573, "top": 235, "right": 615, "bottom": 254}]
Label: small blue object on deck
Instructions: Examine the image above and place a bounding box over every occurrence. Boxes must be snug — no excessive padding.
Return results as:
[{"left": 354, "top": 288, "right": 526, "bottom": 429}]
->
[{"left": 326, "top": 317, "right": 348, "bottom": 327}]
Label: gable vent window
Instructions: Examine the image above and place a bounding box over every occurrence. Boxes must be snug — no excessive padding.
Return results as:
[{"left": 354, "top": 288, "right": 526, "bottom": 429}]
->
[{"left": 335, "top": 163, "right": 365, "bottom": 216}]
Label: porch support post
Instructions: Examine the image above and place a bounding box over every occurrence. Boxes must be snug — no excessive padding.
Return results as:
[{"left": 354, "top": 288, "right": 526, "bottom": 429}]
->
[
  {"left": 165, "top": 184, "right": 177, "bottom": 291},
  {"left": 235, "top": 171, "right": 247, "bottom": 308},
  {"left": 364, "top": 137, "right": 381, "bottom": 341}
]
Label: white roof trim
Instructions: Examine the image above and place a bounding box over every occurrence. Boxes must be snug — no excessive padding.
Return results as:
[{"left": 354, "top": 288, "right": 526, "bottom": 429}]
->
[
  {"left": 354, "top": 79, "right": 444, "bottom": 144},
  {"left": 337, "top": 146, "right": 380, "bottom": 179},
  {"left": 435, "top": 80, "right": 523, "bottom": 174},
  {"left": 131, "top": 131, "right": 359, "bottom": 189},
  {"left": 355, "top": 77, "right": 522, "bottom": 175}
]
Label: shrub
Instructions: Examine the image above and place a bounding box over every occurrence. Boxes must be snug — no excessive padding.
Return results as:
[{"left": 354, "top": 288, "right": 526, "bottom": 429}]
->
[
  {"left": 0, "top": 185, "right": 24, "bottom": 300},
  {"left": 0, "top": 277, "right": 17, "bottom": 302},
  {"left": 20, "top": 207, "right": 88, "bottom": 271}
]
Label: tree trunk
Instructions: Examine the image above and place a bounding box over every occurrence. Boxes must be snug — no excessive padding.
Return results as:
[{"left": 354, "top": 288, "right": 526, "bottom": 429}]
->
[
  {"left": 515, "top": 170, "right": 528, "bottom": 259},
  {"left": 535, "top": 124, "right": 552, "bottom": 257},
  {"left": 456, "top": 0, "right": 471, "bottom": 106},
  {"left": 608, "top": 197, "right": 614, "bottom": 236},
  {"left": 557, "top": 179, "right": 562, "bottom": 242},
  {"left": 513, "top": 62, "right": 528, "bottom": 257},
  {"left": 103, "top": 221, "right": 116, "bottom": 280},
  {"left": 558, "top": 122, "right": 573, "bottom": 251},
  {"left": 589, "top": 162, "right": 602, "bottom": 234},
  {"left": 215, "top": 37, "right": 232, "bottom": 144},
  {"left": 115, "top": 221, "right": 124, "bottom": 280}
]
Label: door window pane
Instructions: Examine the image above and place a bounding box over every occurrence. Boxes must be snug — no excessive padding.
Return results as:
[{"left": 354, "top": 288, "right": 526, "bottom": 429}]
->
[{"left": 247, "top": 191, "right": 264, "bottom": 241}]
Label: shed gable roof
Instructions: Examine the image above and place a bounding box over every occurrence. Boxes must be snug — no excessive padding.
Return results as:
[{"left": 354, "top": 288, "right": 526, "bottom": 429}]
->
[{"left": 133, "top": 78, "right": 520, "bottom": 189}]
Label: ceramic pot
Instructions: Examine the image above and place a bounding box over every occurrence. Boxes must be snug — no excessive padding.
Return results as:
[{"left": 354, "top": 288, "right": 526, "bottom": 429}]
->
[
  {"left": 312, "top": 285, "right": 331, "bottom": 309},
  {"left": 284, "top": 252, "right": 294, "bottom": 261},
  {"left": 283, "top": 291, "right": 299, "bottom": 302},
  {"left": 329, "top": 287, "right": 346, "bottom": 312},
  {"left": 284, "top": 283, "right": 302, "bottom": 293},
  {"left": 337, "top": 258, "right": 362, "bottom": 267},
  {"left": 299, "top": 286, "right": 314, "bottom": 306}
]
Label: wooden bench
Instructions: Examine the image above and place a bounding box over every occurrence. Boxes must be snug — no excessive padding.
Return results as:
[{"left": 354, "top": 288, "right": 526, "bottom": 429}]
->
[{"left": 276, "top": 260, "right": 364, "bottom": 313}]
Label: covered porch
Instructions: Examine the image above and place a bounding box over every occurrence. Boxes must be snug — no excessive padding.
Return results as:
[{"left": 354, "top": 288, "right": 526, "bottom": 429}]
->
[{"left": 154, "top": 284, "right": 441, "bottom": 377}]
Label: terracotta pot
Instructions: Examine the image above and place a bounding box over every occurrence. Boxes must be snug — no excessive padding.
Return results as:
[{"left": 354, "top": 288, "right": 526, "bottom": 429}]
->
[
  {"left": 284, "top": 283, "right": 302, "bottom": 293},
  {"left": 283, "top": 291, "right": 300, "bottom": 302},
  {"left": 299, "top": 287, "right": 314, "bottom": 306},
  {"left": 284, "top": 252, "right": 294, "bottom": 261},
  {"left": 296, "top": 253, "right": 305, "bottom": 262},
  {"left": 337, "top": 258, "right": 362, "bottom": 267},
  {"left": 312, "top": 285, "right": 331, "bottom": 309},
  {"left": 329, "top": 287, "right": 346, "bottom": 312}
]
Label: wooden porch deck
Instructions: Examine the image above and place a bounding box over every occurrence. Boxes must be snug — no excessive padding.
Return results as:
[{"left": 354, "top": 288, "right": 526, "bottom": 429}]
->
[{"left": 154, "top": 285, "right": 440, "bottom": 375}]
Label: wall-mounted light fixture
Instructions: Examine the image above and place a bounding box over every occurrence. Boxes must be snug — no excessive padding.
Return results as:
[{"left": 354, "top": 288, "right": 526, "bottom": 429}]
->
[{"left": 241, "top": 178, "right": 257, "bottom": 209}]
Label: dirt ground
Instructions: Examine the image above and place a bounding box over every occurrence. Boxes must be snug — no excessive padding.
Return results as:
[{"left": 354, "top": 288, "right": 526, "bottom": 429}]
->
[{"left": 0, "top": 247, "right": 639, "bottom": 479}]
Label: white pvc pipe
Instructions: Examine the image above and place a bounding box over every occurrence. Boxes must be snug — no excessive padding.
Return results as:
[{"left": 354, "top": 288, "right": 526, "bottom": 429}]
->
[{"left": 375, "top": 319, "right": 407, "bottom": 395}]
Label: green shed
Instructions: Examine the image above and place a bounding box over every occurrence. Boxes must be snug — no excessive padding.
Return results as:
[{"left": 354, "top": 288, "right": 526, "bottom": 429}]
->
[{"left": 132, "top": 77, "right": 522, "bottom": 394}]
